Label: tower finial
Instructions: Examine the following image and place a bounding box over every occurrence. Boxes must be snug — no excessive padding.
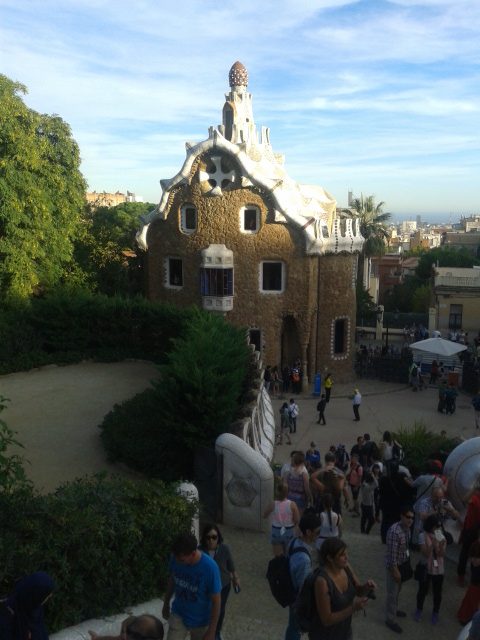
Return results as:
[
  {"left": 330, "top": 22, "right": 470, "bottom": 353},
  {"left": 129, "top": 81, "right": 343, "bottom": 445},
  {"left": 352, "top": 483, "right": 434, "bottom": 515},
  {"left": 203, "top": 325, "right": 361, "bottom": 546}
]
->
[{"left": 229, "top": 61, "right": 248, "bottom": 88}]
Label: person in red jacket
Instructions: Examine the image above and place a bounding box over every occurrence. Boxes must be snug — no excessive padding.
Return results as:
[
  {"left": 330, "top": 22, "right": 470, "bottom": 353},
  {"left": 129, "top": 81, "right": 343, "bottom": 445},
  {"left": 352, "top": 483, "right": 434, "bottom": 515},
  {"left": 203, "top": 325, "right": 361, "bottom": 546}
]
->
[{"left": 458, "top": 480, "right": 480, "bottom": 586}]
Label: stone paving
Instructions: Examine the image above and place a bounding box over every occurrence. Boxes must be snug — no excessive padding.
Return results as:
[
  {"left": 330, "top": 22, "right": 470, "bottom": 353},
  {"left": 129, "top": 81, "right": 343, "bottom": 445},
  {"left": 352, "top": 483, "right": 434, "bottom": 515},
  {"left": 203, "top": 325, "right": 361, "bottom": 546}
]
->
[{"left": 1, "top": 362, "right": 477, "bottom": 640}]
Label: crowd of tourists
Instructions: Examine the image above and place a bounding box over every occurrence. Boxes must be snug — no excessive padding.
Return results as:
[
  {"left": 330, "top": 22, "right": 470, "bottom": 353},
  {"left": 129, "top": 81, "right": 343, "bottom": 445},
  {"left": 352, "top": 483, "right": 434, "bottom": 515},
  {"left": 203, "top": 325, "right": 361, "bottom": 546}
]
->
[{"left": 263, "top": 430, "right": 480, "bottom": 639}]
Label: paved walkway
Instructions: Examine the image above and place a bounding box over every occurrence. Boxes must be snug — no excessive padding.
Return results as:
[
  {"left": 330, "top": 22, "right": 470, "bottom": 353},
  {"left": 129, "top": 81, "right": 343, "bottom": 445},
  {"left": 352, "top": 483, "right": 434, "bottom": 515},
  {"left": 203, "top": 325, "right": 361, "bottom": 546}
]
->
[{"left": 1, "top": 363, "right": 475, "bottom": 640}]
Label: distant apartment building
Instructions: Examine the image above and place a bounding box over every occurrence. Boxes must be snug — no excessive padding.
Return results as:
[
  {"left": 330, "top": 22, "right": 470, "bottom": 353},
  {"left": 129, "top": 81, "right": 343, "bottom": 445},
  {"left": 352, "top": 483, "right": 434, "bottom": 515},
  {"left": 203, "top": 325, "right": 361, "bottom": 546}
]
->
[
  {"left": 370, "top": 253, "right": 403, "bottom": 304},
  {"left": 401, "top": 220, "right": 417, "bottom": 233},
  {"left": 442, "top": 231, "right": 480, "bottom": 258},
  {"left": 410, "top": 229, "right": 442, "bottom": 251},
  {"left": 86, "top": 190, "right": 144, "bottom": 208},
  {"left": 433, "top": 266, "right": 480, "bottom": 335},
  {"left": 461, "top": 215, "right": 480, "bottom": 232}
]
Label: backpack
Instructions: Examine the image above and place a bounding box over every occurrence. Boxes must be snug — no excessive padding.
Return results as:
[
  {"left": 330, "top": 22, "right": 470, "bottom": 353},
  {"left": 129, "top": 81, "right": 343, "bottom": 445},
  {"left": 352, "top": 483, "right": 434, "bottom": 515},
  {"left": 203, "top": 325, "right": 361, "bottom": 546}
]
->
[
  {"left": 266, "top": 541, "right": 310, "bottom": 607},
  {"left": 293, "top": 567, "right": 321, "bottom": 632},
  {"left": 392, "top": 441, "right": 404, "bottom": 462}
]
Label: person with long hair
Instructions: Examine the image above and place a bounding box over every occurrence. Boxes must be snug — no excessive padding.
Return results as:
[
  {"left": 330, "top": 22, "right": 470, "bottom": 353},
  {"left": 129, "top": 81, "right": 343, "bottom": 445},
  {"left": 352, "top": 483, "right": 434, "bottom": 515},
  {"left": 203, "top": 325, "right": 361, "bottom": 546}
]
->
[
  {"left": 286, "top": 451, "right": 312, "bottom": 516},
  {"left": 308, "top": 538, "right": 375, "bottom": 640},
  {"left": 199, "top": 524, "right": 239, "bottom": 640},
  {"left": 413, "top": 515, "right": 446, "bottom": 624},
  {"left": 458, "top": 479, "right": 480, "bottom": 586},
  {"left": 0, "top": 572, "right": 55, "bottom": 640},
  {"left": 264, "top": 481, "right": 300, "bottom": 556},
  {"left": 315, "top": 493, "right": 342, "bottom": 551}
]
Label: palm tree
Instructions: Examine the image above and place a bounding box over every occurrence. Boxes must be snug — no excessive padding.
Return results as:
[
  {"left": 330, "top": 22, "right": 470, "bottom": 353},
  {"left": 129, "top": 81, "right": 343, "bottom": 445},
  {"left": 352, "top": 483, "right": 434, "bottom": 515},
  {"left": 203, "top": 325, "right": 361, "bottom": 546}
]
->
[{"left": 351, "top": 194, "right": 391, "bottom": 288}]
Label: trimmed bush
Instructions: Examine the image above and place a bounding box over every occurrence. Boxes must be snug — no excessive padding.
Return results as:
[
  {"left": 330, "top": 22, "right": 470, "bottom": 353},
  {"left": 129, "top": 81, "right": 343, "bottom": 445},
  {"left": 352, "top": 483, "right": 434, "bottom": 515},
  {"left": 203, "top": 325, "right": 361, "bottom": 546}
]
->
[
  {"left": 0, "top": 289, "right": 196, "bottom": 373},
  {"left": 0, "top": 474, "right": 196, "bottom": 631},
  {"left": 393, "top": 420, "right": 459, "bottom": 474},
  {"left": 100, "top": 310, "right": 250, "bottom": 479}
]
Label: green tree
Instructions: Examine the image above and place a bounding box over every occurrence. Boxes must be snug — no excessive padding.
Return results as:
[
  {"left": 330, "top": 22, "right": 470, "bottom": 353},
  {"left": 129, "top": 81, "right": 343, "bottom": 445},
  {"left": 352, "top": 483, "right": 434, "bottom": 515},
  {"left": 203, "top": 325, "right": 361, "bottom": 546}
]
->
[
  {"left": 0, "top": 75, "right": 87, "bottom": 298},
  {"left": 415, "top": 246, "right": 479, "bottom": 281},
  {"left": 350, "top": 194, "right": 391, "bottom": 287},
  {"left": 411, "top": 284, "right": 432, "bottom": 313},
  {"left": 75, "top": 201, "right": 155, "bottom": 296}
]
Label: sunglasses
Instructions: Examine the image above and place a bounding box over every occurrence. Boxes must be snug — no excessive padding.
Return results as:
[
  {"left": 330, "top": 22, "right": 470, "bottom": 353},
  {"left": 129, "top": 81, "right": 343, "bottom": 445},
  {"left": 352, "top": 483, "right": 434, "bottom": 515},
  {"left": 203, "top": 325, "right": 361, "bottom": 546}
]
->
[{"left": 206, "top": 534, "right": 218, "bottom": 540}]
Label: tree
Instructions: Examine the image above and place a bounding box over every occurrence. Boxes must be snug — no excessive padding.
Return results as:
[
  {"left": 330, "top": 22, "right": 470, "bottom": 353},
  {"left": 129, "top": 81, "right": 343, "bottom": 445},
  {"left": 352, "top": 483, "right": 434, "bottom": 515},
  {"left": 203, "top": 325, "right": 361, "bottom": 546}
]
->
[
  {"left": 0, "top": 75, "right": 87, "bottom": 298},
  {"left": 74, "top": 201, "right": 155, "bottom": 296},
  {"left": 415, "top": 246, "right": 479, "bottom": 281},
  {"left": 350, "top": 194, "right": 391, "bottom": 288}
]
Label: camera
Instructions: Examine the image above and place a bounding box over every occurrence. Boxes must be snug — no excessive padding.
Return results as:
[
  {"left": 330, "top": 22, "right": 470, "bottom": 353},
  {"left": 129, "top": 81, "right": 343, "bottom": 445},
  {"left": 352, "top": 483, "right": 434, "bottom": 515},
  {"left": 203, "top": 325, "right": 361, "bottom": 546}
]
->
[{"left": 366, "top": 589, "right": 376, "bottom": 600}]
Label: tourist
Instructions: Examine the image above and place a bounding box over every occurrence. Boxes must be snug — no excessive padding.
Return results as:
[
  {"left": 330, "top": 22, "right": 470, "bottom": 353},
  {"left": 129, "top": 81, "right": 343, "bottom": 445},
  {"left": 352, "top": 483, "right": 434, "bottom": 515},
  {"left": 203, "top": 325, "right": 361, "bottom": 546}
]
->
[
  {"left": 278, "top": 402, "right": 292, "bottom": 445},
  {"left": 413, "top": 515, "right": 447, "bottom": 624},
  {"left": 360, "top": 433, "right": 378, "bottom": 468},
  {"left": 385, "top": 506, "right": 415, "bottom": 634},
  {"left": 264, "top": 481, "right": 300, "bottom": 556},
  {"left": 89, "top": 615, "right": 164, "bottom": 640},
  {"left": 162, "top": 532, "right": 221, "bottom": 640},
  {"left": 346, "top": 454, "right": 363, "bottom": 517},
  {"left": 285, "top": 511, "right": 321, "bottom": 640},
  {"left": 379, "top": 461, "right": 415, "bottom": 543},
  {"left": 438, "top": 382, "right": 448, "bottom": 413},
  {"left": 352, "top": 389, "right": 361, "bottom": 421},
  {"left": 199, "top": 523, "right": 239, "bottom": 640},
  {"left": 291, "top": 365, "right": 302, "bottom": 395},
  {"left": 350, "top": 435, "right": 364, "bottom": 460},
  {"left": 305, "top": 442, "right": 321, "bottom": 472},
  {"left": 467, "top": 610, "right": 480, "bottom": 640},
  {"left": 316, "top": 394, "right": 327, "bottom": 425},
  {"left": 271, "top": 366, "right": 281, "bottom": 397},
  {"left": 288, "top": 398, "right": 299, "bottom": 434},
  {"left": 264, "top": 365, "right": 272, "bottom": 393},
  {"left": 360, "top": 470, "right": 378, "bottom": 534},
  {"left": 458, "top": 479, "right": 480, "bottom": 586},
  {"left": 458, "top": 540, "right": 480, "bottom": 625},
  {"left": 430, "top": 360, "right": 440, "bottom": 384},
  {"left": 285, "top": 451, "right": 312, "bottom": 516},
  {"left": 311, "top": 452, "right": 348, "bottom": 515},
  {"left": 445, "top": 383, "right": 458, "bottom": 414},
  {"left": 414, "top": 486, "right": 458, "bottom": 546},
  {"left": 315, "top": 493, "right": 342, "bottom": 551},
  {"left": 381, "top": 431, "right": 394, "bottom": 462},
  {"left": 282, "top": 365, "right": 291, "bottom": 394},
  {"left": 324, "top": 373, "right": 333, "bottom": 403},
  {"left": 308, "top": 538, "right": 375, "bottom": 640},
  {"left": 0, "top": 572, "right": 55, "bottom": 640}
]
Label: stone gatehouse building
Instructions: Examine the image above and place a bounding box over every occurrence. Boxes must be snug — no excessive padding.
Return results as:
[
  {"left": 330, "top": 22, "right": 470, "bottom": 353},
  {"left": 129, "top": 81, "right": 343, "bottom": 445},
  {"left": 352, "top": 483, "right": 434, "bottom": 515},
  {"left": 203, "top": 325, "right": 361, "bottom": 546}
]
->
[{"left": 138, "top": 62, "right": 364, "bottom": 383}]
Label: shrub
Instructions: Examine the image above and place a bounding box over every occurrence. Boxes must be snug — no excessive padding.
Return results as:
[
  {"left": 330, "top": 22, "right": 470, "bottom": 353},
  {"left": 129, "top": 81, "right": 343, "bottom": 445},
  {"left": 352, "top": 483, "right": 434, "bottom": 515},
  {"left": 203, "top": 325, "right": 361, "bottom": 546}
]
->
[
  {"left": 100, "top": 310, "right": 250, "bottom": 479},
  {"left": 0, "top": 290, "right": 196, "bottom": 373},
  {"left": 0, "top": 474, "right": 196, "bottom": 631},
  {"left": 393, "top": 420, "right": 458, "bottom": 475},
  {"left": 0, "top": 395, "right": 32, "bottom": 493}
]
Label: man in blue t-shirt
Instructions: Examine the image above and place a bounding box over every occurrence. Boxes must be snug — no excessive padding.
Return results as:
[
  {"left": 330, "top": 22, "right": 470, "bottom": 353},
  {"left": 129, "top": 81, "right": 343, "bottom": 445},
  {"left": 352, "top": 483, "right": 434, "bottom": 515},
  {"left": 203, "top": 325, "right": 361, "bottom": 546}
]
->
[{"left": 162, "top": 532, "right": 221, "bottom": 640}]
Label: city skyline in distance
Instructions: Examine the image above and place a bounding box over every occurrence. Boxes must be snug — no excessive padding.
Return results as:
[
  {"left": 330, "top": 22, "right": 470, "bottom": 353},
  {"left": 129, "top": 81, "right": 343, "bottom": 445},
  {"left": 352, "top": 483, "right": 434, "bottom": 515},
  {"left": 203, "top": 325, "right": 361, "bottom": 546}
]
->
[{"left": 1, "top": 1, "right": 479, "bottom": 218}]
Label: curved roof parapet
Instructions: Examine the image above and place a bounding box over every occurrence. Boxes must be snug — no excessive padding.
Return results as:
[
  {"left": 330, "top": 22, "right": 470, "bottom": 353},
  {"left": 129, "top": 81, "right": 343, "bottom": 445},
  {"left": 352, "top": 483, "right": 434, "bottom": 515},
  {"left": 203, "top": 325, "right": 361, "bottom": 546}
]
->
[{"left": 137, "top": 65, "right": 364, "bottom": 255}]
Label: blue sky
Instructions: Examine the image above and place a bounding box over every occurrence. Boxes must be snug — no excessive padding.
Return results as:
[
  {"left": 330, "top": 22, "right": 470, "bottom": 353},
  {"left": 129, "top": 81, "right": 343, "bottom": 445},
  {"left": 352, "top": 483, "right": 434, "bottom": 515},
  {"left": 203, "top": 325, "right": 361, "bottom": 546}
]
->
[{"left": 1, "top": 0, "right": 479, "bottom": 220}]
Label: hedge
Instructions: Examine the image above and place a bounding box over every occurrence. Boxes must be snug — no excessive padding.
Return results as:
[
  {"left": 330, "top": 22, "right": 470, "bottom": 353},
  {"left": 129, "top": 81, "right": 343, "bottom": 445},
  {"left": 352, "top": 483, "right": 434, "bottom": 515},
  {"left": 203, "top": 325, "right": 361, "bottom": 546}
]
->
[
  {"left": 0, "top": 475, "right": 196, "bottom": 631},
  {"left": 0, "top": 289, "right": 196, "bottom": 373}
]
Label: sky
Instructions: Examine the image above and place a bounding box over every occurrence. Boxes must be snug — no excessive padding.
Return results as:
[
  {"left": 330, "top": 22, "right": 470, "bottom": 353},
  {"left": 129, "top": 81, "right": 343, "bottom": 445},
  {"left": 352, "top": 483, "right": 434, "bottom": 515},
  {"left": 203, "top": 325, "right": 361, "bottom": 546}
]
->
[{"left": 1, "top": 0, "right": 479, "bottom": 221}]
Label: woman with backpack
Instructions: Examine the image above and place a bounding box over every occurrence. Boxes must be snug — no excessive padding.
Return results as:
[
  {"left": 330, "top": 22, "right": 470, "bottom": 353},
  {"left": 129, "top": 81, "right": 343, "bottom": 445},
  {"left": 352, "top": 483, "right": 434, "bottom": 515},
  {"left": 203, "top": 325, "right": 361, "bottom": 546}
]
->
[{"left": 307, "top": 538, "right": 375, "bottom": 640}]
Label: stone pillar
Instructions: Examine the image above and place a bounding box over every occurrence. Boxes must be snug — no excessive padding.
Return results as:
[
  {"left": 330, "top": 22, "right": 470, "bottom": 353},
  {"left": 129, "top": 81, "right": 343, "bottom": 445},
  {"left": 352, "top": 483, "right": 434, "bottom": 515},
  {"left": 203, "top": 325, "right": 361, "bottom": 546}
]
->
[
  {"left": 301, "top": 344, "right": 309, "bottom": 391},
  {"left": 428, "top": 306, "right": 437, "bottom": 333}
]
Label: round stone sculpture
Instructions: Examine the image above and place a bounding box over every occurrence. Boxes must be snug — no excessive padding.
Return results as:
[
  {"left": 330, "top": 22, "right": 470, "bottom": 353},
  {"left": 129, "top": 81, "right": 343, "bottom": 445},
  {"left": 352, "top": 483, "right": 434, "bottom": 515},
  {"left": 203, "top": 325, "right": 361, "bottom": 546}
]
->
[{"left": 444, "top": 437, "right": 480, "bottom": 512}]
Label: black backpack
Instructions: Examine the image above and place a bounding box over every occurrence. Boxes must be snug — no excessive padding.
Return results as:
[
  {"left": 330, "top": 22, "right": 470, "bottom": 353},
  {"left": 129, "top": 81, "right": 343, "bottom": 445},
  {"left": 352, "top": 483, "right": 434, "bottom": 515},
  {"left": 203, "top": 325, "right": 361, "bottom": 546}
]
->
[
  {"left": 294, "top": 567, "right": 321, "bottom": 631},
  {"left": 266, "top": 540, "right": 310, "bottom": 607}
]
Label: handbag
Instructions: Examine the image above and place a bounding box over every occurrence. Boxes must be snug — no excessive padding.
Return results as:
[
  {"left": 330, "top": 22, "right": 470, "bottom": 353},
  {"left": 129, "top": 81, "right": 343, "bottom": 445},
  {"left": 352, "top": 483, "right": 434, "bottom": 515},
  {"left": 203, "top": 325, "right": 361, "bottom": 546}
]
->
[
  {"left": 398, "top": 558, "right": 413, "bottom": 582},
  {"left": 414, "top": 561, "right": 427, "bottom": 582}
]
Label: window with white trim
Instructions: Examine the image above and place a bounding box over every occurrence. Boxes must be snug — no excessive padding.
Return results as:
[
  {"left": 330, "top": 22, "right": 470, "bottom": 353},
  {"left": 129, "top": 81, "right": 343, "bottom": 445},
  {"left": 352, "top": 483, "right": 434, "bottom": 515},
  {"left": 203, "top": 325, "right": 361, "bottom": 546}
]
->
[
  {"left": 180, "top": 204, "right": 197, "bottom": 234},
  {"left": 240, "top": 205, "right": 260, "bottom": 233},
  {"left": 200, "top": 244, "right": 234, "bottom": 311},
  {"left": 260, "top": 261, "right": 284, "bottom": 293},
  {"left": 165, "top": 257, "right": 183, "bottom": 288}
]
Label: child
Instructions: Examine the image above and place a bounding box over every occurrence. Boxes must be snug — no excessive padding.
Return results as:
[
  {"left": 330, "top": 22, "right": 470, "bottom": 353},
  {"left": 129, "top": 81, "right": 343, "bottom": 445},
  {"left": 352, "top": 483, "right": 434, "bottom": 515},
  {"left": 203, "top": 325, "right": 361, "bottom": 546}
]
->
[
  {"left": 315, "top": 492, "right": 342, "bottom": 551},
  {"left": 360, "top": 470, "right": 378, "bottom": 534}
]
